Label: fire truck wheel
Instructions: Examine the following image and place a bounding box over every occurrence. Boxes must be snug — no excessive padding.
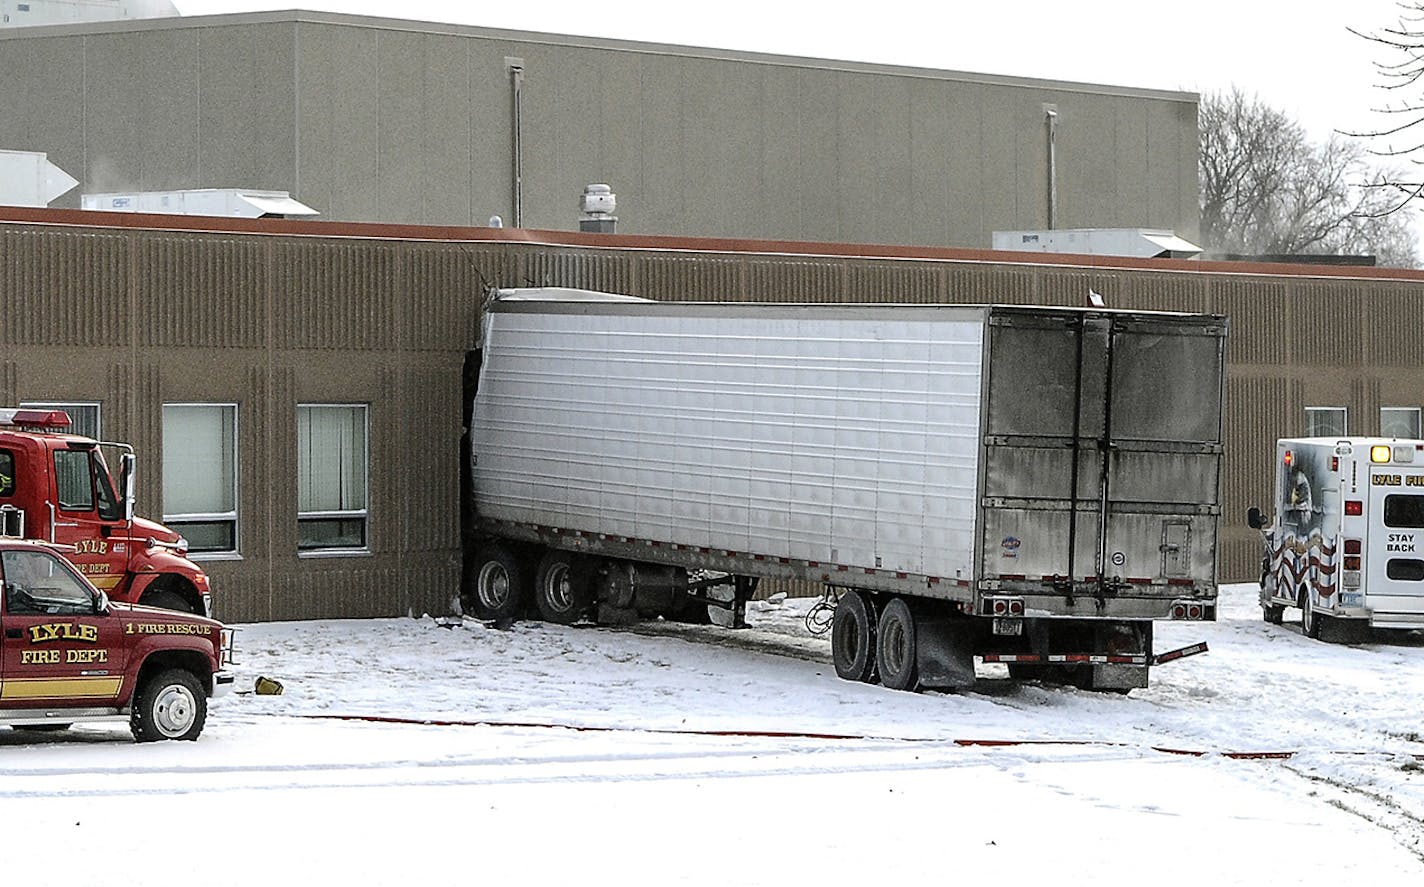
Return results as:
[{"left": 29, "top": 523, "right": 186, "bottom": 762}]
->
[
  {"left": 131, "top": 669, "right": 207, "bottom": 742},
  {"left": 534, "top": 551, "right": 593, "bottom": 625},
  {"left": 466, "top": 544, "right": 530, "bottom": 622},
  {"left": 831, "top": 590, "right": 877, "bottom": 683},
  {"left": 141, "top": 587, "right": 195, "bottom": 614},
  {"left": 876, "top": 597, "right": 919, "bottom": 691}
]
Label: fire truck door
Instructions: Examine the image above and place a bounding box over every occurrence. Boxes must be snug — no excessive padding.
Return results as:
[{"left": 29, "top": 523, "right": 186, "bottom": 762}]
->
[
  {"left": 0, "top": 548, "right": 128, "bottom": 705},
  {"left": 48, "top": 447, "right": 127, "bottom": 595}
]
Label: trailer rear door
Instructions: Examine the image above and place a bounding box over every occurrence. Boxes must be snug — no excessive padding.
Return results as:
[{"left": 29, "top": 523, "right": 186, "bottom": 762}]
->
[{"left": 981, "top": 309, "right": 1225, "bottom": 605}]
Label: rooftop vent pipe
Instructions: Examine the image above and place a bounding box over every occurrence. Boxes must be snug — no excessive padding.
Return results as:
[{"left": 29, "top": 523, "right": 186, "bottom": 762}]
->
[{"left": 579, "top": 184, "right": 617, "bottom": 233}]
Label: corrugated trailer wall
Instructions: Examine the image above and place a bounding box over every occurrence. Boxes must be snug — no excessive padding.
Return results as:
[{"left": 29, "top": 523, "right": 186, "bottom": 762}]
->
[{"left": 6, "top": 214, "right": 1424, "bottom": 619}]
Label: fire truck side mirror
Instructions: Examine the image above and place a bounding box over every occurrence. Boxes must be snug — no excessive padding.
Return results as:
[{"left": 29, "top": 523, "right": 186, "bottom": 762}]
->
[
  {"left": 120, "top": 453, "right": 137, "bottom": 523},
  {"left": 1246, "top": 506, "right": 1266, "bottom": 530}
]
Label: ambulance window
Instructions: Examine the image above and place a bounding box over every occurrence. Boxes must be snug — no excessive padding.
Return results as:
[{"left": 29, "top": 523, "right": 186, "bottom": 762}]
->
[
  {"left": 1384, "top": 495, "right": 1424, "bottom": 528},
  {"left": 1387, "top": 559, "right": 1424, "bottom": 582},
  {"left": 54, "top": 449, "right": 95, "bottom": 511},
  {"left": 0, "top": 449, "right": 13, "bottom": 497}
]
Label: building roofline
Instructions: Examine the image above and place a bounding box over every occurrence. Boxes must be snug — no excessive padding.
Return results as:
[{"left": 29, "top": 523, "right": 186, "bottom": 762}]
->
[
  {"left": 2, "top": 206, "right": 1419, "bottom": 284},
  {"left": 0, "top": 9, "right": 1198, "bottom": 104}
]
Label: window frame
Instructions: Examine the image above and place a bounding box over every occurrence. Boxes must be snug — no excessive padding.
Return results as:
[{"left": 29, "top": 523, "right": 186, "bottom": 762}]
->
[
  {"left": 161, "top": 402, "right": 240, "bottom": 558},
  {"left": 1304, "top": 406, "right": 1348, "bottom": 438},
  {"left": 1380, "top": 407, "right": 1422, "bottom": 439},
  {"left": 296, "top": 403, "right": 370, "bottom": 556}
]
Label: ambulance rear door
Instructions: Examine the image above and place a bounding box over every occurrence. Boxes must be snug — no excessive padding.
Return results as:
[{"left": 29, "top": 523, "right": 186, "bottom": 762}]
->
[{"left": 1365, "top": 446, "right": 1424, "bottom": 629}]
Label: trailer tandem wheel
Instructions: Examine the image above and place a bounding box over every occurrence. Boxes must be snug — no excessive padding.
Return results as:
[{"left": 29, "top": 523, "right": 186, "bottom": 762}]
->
[
  {"left": 876, "top": 598, "right": 919, "bottom": 691},
  {"left": 466, "top": 543, "right": 531, "bottom": 622},
  {"left": 831, "top": 590, "right": 878, "bottom": 683},
  {"left": 534, "top": 550, "right": 594, "bottom": 625}
]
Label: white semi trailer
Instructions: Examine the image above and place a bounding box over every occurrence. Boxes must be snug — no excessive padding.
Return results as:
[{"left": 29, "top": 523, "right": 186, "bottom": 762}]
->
[{"left": 466, "top": 289, "right": 1227, "bottom": 691}]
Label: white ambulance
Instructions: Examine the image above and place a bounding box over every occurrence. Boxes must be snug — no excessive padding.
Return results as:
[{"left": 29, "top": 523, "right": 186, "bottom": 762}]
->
[{"left": 1249, "top": 438, "right": 1424, "bottom": 640}]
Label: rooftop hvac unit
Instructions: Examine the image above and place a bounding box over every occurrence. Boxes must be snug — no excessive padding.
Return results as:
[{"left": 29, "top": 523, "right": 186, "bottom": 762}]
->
[
  {"left": 0, "top": 149, "right": 79, "bottom": 207},
  {"left": 0, "top": 0, "right": 179, "bottom": 27},
  {"left": 992, "top": 228, "right": 1202, "bottom": 260},
  {"left": 82, "top": 188, "right": 320, "bottom": 219}
]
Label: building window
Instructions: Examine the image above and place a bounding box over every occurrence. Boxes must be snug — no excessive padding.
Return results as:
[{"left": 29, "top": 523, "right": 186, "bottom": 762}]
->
[
  {"left": 162, "top": 404, "right": 238, "bottom": 554},
  {"left": 297, "top": 404, "right": 368, "bottom": 552},
  {"left": 20, "top": 401, "right": 100, "bottom": 439},
  {"left": 1381, "top": 407, "right": 1421, "bottom": 439},
  {"left": 1304, "top": 407, "right": 1347, "bottom": 438}
]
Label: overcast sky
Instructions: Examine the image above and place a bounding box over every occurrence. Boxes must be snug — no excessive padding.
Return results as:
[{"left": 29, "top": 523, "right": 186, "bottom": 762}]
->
[{"left": 170, "top": 1, "right": 1417, "bottom": 143}]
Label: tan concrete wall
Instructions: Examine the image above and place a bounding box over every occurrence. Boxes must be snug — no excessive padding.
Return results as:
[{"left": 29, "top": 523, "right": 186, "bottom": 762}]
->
[
  {"left": 9, "top": 211, "right": 1420, "bottom": 619},
  {"left": 0, "top": 11, "right": 1199, "bottom": 248}
]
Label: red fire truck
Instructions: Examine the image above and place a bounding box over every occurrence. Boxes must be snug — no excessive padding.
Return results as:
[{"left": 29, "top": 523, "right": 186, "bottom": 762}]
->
[
  {"left": 0, "top": 536, "right": 232, "bottom": 740},
  {"left": 0, "top": 408, "right": 212, "bottom": 616}
]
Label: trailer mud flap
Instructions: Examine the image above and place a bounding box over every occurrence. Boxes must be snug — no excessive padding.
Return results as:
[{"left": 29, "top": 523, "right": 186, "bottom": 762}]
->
[{"left": 915, "top": 618, "right": 977, "bottom": 690}]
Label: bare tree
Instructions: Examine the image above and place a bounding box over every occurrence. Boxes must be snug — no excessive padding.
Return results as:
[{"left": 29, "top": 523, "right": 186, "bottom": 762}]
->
[
  {"left": 1349, "top": 1, "right": 1424, "bottom": 208},
  {"left": 1199, "top": 88, "right": 1418, "bottom": 267}
]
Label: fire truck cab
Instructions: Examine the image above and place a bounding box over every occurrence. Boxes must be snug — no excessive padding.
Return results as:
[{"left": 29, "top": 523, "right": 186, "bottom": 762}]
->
[
  {"left": 0, "top": 408, "right": 211, "bottom": 616},
  {"left": 1249, "top": 437, "right": 1424, "bottom": 640}
]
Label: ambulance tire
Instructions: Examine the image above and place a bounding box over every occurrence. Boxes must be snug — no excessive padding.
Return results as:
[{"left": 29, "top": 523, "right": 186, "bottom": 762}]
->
[
  {"left": 467, "top": 544, "right": 530, "bottom": 622},
  {"left": 1262, "top": 604, "right": 1285, "bottom": 625},
  {"left": 1301, "top": 590, "right": 1323, "bottom": 640},
  {"left": 831, "top": 590, "right": 878, "bottom": 683},
  {"left": 131, "top": 669, "right": 207, "bottom": 742},
  {"left": 876, "top": 597, "right": 919, "bottom": 692},
  {"left": 533, "top": 550, "right": 594, "bottom": 625}
]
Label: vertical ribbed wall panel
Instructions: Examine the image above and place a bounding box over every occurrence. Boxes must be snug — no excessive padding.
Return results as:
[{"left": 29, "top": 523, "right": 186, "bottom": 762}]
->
[
  {"left": 1217, "top": 277, "right": 1290, "bottom": 368},
  {"left": 1221, "top": 374, "right": 1291, "bottom": 581},
  {"left": 844, "top": 261, "right": 940, "bottom": 304},
  {"left": 0, "top": 228, "right": 128, "bottom": 348},
  {"left": 635, "top": 254, "right": 745, "bottom": 301},
  {"left": 945, "top": 265, "right": 1036, "bottom": 304},
  {"left": 403, "top": 363, "right": 461, "bottom": 552},
  {"left": 1294, "top": 282, "right": 1364, "bottom": 367},
  {"left": 522, "top": 248, "right": 634, "bottom": 294},
  {"left": 275, "top": 241, "right": 399, "bottom": 351},
  {"left": 405, "top": 245, "right": 482, "bottom": 352},
  {"left": 1366, "top": 290, "right": 1424, "bottom": 367},
  {"left": 0, "top": 361, "right": 15, "bottom": 404},
  {"left": 743, "top": 259, "right": 845, "bottom": 301},
  {"left": 135, "top": 236, "right": 267, "bottom": 348},
  {"left": 106, "top": 362, "right": 162, "bottom": 506},
  {"left": 1033, "top": 271, "right": 1106, "bottom": 307}
]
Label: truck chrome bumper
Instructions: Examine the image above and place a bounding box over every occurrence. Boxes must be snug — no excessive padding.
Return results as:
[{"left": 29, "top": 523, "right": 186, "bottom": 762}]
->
[{"left": 212, "top": 670, "right": 235, "bottom": 699}]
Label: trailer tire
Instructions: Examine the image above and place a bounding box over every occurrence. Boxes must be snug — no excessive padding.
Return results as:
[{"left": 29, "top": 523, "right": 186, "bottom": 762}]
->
[
  {"left": 876, "top": 597, "right": 919, "bottom": 691},
  {"left": 534, "top": 551, "right": 594, "bottom": 625},
  {"left": 467, "top": 544, "right": 530, "bottom": 622},
  {"left": 831, "top": 590, "right": 877, "bottom": 683}
]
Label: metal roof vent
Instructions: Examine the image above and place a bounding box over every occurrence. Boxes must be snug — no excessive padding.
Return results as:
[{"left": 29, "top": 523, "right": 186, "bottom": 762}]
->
[
  {"left": 579, "top": 183, "right": 617, "bottom": 233},
  {"left": 992, "top": 228, "right": 1202, "bottom": 260},
  {"left": 0, "top": 149, "right": 78, "bottom": 206},
  {"left": 81, "top": 188, "right": 319, "bottom": 219}
]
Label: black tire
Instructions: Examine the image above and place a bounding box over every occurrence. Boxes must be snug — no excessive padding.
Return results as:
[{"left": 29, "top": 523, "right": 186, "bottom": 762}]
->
[
  {"left": 1263, "top": 604, "right": 1285, "bottom": 625},
  {"left": 1301, "top": 589, "right": 1322, "bottom": 640},
  {"left": 534, "top": 550, "right": 593, "bottom": 625},
  {"left": 876, "top": 597, "right": 918, "bottom": 691},
  {"left": 130, "top": 669, "right": 207, "bottom": 742},
  {"left": 465, "top": 543, "right": 530, "bottom": 621},
  {"left": 141, "top": 585, "right": 198, "bottom": 614},
  {"left": 831, "top": 590, "right": 877, "bottom": 683}
]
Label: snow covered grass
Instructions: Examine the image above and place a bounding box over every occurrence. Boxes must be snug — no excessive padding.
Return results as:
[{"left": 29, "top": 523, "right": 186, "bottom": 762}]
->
[{"left": 2, "top": 583, "right": 1422, "bottom": 883}]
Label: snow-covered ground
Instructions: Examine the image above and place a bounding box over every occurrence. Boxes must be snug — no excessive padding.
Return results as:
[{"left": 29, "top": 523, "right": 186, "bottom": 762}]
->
[{"left": 3, "top": 583, "right": 1423, "bottom": 885}]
